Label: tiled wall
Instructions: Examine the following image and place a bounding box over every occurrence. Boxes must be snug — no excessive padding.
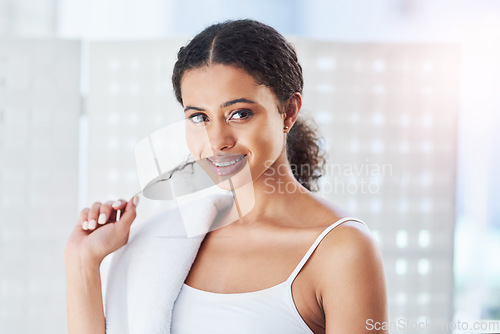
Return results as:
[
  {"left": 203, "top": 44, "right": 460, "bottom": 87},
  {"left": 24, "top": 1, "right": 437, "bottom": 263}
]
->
[
  {"left": 0, "top": 39, "right": 80, "bottom": 333},
  {"left": 0, "top": 38, "right": 459, "bottom": 333},
  {"left": 296, "top": 40, "right": 459, "bottom": 331}
]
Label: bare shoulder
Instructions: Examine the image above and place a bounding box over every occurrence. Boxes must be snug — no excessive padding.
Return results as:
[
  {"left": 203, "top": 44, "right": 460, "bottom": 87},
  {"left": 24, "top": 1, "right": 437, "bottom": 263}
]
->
[
  {"left": 311, "top": 219, "right": 381, "bottom": 279},
  {"left": 310, "top": 218, "right": 388, "bottom": 332},
  {"left": 321, "top": 220, "right": 375, "bottom": 255}
]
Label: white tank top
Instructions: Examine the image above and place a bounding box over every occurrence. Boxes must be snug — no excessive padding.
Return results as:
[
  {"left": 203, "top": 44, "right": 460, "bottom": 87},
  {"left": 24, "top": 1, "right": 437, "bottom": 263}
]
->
[{"left": 171, "top": 217, "right": 365, "bottom": 333}]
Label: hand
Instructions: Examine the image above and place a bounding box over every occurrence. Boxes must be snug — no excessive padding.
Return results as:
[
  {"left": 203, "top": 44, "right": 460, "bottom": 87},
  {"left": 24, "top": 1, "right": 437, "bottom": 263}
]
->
[{"left": 65, "top": 196, "right": 140, "bottom": 266}]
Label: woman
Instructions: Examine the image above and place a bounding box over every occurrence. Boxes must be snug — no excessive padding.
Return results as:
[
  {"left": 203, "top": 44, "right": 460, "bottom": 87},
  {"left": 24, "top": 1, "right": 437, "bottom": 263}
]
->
[{"left": 65, "top": 19, "right": 387, "bottom": 333}]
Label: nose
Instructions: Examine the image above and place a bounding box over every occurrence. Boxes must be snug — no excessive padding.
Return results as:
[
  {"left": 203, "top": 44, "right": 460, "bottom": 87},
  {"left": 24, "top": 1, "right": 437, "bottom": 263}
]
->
[{"left": 207, "top": 121, "right": 236, "bottom": 152}]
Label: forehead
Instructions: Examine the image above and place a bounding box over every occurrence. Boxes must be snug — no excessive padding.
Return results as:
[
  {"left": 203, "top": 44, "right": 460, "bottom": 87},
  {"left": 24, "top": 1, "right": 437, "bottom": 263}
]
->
[{"left": 180, "top": 64, "right": 276, "bottom": 107}]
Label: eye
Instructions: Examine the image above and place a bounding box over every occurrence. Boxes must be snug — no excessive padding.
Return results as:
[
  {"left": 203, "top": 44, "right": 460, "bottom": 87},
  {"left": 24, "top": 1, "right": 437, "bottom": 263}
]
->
[
  {"left": 189, "top": 113, "right": 209, "bottom": 124},
  {"left": 230, "top": 109, "right": 253, "bottom": 120}
]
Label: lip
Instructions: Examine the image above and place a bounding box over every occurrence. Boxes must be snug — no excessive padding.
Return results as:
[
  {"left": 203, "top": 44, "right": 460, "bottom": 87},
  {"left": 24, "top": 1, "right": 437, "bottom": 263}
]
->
[
  {"left": 205, "top": 154, "right": 247, "bottom": 176},
  {"left": 207, "top": 154, "right": 246, "bottom": 164}
]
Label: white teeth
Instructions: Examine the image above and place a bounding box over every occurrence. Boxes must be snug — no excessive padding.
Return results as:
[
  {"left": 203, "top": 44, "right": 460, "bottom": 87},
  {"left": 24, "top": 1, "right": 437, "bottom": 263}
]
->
[{"left": 212, "top": 156, "right": 244, "bottom": 167}]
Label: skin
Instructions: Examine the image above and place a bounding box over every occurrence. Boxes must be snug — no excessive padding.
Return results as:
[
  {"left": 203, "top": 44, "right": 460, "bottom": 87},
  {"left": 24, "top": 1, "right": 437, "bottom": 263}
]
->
[
  {"left": 65, "top": 197, "right": 137, "bottom": 334},
  {"left": 180, "top": 64, "right": 387, "bottom": 333},
  {"left": 64, "top": 63, "right": 387, "bottom": 334}
]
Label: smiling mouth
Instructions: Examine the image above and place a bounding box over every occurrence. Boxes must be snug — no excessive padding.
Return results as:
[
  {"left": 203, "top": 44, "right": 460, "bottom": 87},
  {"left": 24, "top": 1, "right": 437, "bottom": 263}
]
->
[
  {"left": 208, "top": 155, "right": 246, "bottom": 167},
  {"left": 205, "top": 154, "right": 248, "bottom": 176}
]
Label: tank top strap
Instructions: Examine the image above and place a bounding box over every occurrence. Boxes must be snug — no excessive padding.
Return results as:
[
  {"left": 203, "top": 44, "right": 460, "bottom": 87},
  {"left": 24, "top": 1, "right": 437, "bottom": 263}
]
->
[{"left": 286, "top": 217, "right": 366, "bottom": 283}]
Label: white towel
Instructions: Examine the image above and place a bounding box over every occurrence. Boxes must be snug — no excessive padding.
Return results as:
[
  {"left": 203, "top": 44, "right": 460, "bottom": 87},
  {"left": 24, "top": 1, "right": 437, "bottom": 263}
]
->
[{"left": 104, "top": 193, "right": 234, "bottom": 334}]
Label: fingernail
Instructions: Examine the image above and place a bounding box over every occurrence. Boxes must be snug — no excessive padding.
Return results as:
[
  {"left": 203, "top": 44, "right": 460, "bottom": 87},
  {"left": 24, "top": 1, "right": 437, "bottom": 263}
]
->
[
  {"left": 82, "top": 221, "right": 88, "bottom": 230},
  {"left": 112, "top": 200, "right": 121, "bottom": 209},
  {"left": 98, "top": 213, "right": 107, "bottom": 225},
  {"left": 133, "top": 196, "right": 140, "bottom": 207},
  {"left": 88, "top": 219, "right": 97, "bottom": 230}
]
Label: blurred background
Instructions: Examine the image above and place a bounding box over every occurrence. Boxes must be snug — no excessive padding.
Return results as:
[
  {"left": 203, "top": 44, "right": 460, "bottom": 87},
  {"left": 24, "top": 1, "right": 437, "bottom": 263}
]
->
[{"left": 0, "top": 0, "right": 499, "bottom": 333}]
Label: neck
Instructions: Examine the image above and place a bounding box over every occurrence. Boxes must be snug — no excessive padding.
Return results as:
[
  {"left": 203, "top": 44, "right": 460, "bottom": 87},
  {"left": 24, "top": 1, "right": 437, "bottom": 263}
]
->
[{"left": 231, "top": 151, "right": 312, "bottom": 225}]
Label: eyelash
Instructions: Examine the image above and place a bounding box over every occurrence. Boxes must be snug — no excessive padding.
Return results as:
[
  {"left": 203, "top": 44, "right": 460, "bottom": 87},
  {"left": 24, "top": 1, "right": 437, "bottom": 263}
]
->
[
  {"left": 231, "top": 109, "right": 253, "bottom": 120},
  {"left": 189, "top": 113, "right": 209, "bottom": 124},
  {"left": 189, "top": 109, "right": 254, "bottom": 124}
]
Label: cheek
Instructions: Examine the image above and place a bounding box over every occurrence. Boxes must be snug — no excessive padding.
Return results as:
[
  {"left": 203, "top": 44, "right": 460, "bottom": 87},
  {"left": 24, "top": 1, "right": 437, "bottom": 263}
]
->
[
  {"left": 247, "top": 121, "right": 284, "bottom": 160},
  {"left": 185, "top": 128, "right": 209, "bottom": 159}
]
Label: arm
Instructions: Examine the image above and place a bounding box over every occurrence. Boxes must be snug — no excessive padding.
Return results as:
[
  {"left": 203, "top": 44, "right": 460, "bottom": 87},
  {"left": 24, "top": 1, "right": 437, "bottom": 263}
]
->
[
  {"left": 65, "top": 197, "right": 138, "bottom": 334},
  {"left": 319, "top": 222, "right": 388, "bottom": 334},
  {"left": 65, "top": 253, "right": 105, "bottom": 334}
]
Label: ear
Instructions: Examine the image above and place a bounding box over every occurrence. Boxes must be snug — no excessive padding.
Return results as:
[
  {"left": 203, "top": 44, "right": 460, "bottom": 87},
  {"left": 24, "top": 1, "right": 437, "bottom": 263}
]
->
[{"left": 283, "top": 92, "right": 302, "bottom": 130}]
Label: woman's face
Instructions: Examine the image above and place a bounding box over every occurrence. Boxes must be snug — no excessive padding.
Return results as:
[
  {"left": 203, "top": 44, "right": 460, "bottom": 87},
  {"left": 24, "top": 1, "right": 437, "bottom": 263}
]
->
[{"left": 181, "top": 64, "right": 286, "bottom": 188}]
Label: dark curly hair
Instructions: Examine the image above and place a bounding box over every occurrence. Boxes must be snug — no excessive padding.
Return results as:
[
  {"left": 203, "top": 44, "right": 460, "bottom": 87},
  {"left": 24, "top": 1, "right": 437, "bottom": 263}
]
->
[{"left": 172, "top": 19, "right": 325, "bottom": 191}]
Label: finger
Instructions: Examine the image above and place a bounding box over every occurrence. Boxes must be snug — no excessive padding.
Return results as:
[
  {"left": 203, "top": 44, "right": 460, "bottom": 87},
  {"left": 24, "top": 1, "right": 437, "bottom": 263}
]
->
[
  {"left": 115, "top": 196, "right": 139, "bottom": 235},
  {"left": 112, "top": 199, "right": 128, "bottom": 223},
  {"left": 111, "top": 199, "right": 128, "bottom": 211},
  {"left": 87, "top": 201, "right": 102, "bottom": 230},
  {"left": 79, "top": 208, "right": 90, "bottom": 230},
  {"left": 98, "top": 200, "right": 114, "bottom": 225}
]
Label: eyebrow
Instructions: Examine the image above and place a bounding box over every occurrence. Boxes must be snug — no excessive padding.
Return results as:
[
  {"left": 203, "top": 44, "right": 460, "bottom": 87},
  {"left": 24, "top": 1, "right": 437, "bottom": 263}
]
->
[
  {"left": 184, "top": 98, "right": 256, "bottom": 112},
  {"left": 221, "top": 98, "right": 256, "bottom": 108}
]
